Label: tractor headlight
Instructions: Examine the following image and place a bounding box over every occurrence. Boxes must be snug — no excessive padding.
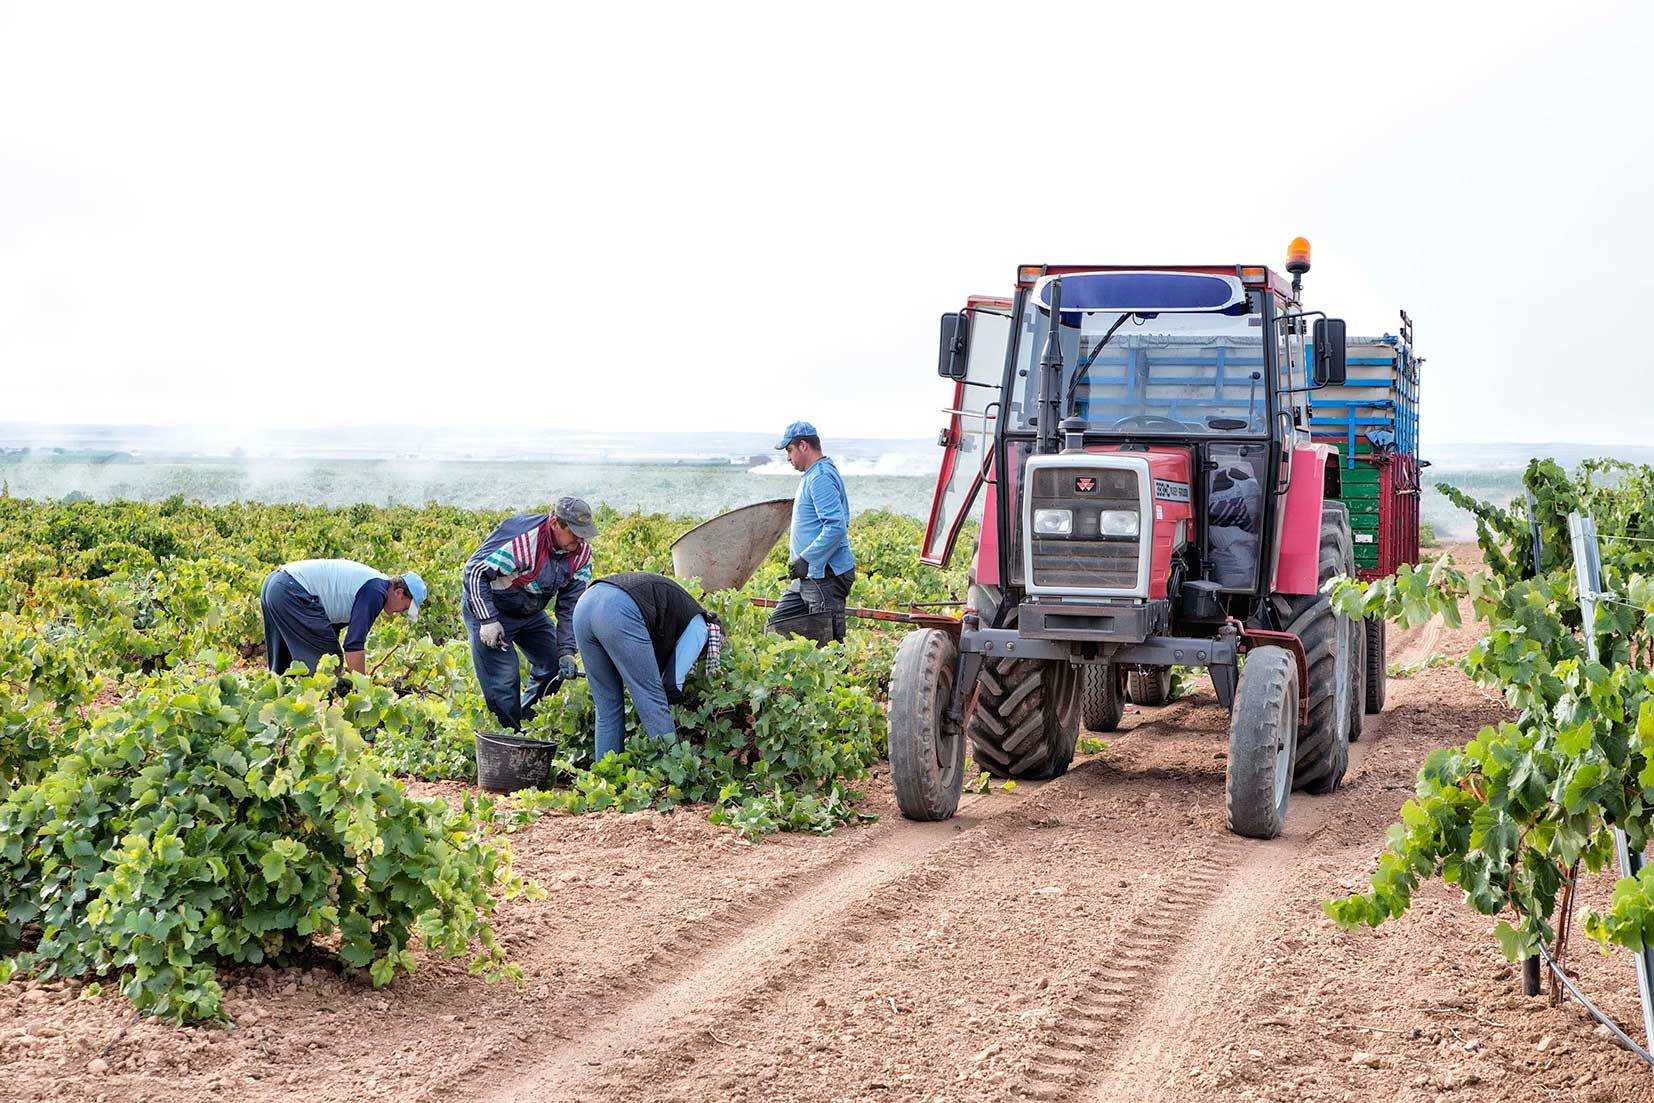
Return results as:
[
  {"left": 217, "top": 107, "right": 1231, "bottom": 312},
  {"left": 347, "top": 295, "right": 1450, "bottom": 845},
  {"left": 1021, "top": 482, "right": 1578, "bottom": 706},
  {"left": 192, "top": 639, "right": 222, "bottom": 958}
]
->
[
  {"left": 1033, "top": 508, "right": 1073, "bottom": 535},
  {"left": 1098, "top": 509, "right": 1140, "bottom": 538}
]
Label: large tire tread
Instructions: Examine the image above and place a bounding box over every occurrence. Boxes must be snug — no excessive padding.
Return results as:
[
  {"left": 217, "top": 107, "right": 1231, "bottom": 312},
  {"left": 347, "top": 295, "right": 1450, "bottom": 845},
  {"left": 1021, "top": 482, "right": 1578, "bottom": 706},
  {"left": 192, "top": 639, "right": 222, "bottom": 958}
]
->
[
  {"left": 963, "top": 588, "right": 1080, "bottom": 781},
  {"left": 966, "top": 657, "right": 1079, "bottom": 781},
  {"left": 1284, "top": 504, "right": 1354, "bottom": 796}
]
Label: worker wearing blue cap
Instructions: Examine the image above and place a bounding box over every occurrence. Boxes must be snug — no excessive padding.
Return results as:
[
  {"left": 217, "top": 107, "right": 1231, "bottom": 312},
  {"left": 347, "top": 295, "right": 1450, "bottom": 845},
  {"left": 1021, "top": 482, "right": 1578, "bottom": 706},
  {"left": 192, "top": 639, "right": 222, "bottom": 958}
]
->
[
  {"left": 260, "top": 559, "right": 427, "bottom": 676},
  {"left": 766, "top": 420, "right": 856, "bottom": 645}
]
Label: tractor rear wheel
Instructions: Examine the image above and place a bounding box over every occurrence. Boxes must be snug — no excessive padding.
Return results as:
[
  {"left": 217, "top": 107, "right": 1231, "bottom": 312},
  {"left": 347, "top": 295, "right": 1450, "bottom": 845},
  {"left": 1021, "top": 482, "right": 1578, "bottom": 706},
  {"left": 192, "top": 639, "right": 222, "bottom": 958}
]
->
[
  {"left": 963, "top": 588, "right": 1081, "bottom": 780},
  {"left": 1080, "top": 662, "right": 1124, "bottom": 732},
  {"left": 1126, "top": 667, "right": 1172, "bottom": 707},
  {"left": 888, "top": 628, "right": 964, "bottom": 821},
  {"left": 1363, "top": 616, "right": 1387, "bottom": 713},
  {"left": 1226, "top": 645, "right": 1298, "bottom": 839},
  {"left": 1283, "top": 503, "right": 1355, "bottom": 795},
  {"left": 968, "top": 656, "right": 1079, "bottom": 779}
]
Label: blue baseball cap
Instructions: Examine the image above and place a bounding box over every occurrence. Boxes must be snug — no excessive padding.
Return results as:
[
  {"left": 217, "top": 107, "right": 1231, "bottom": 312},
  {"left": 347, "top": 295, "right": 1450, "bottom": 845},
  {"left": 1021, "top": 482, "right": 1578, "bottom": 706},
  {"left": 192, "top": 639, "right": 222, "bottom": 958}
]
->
[
  {"left": 774, "top": 420, "right": 818, "bottom": 449},
  {"left": 401, "top": 571, "right": 428, "bottom": 619}
]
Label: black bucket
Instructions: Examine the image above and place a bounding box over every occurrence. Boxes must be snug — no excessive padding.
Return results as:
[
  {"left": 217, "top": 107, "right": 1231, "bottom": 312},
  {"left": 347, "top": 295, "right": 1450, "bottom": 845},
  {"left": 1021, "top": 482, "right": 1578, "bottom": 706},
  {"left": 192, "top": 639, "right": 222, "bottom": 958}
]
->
[{"left": 475, "top": 731, "right": 558, "bottom": 794}]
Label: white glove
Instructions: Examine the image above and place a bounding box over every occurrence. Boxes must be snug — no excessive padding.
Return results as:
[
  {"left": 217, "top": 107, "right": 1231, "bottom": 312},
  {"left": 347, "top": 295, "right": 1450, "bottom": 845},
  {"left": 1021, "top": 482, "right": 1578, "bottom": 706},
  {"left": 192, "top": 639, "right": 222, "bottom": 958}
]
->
[{"left": 479, "top": 621, "right": 506, "bottom": 649}]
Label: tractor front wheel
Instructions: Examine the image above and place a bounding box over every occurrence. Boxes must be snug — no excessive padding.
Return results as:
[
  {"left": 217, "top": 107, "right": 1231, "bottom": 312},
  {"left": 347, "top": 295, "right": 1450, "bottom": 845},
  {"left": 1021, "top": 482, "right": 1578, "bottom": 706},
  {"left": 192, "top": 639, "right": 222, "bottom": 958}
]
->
[
  {"left": 888, "top": 628, "right": 964, "bottom": 821},
  {"left": 1226, "top": 645, "right": 1298, "bottom": 839}
]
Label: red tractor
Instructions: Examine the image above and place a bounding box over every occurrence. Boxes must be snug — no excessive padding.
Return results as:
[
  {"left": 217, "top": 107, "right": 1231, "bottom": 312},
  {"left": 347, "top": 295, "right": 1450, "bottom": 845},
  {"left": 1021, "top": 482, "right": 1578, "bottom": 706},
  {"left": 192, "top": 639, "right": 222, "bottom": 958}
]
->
[{"left": 888, "top": 242, "right": 1387, "bottom": 839}]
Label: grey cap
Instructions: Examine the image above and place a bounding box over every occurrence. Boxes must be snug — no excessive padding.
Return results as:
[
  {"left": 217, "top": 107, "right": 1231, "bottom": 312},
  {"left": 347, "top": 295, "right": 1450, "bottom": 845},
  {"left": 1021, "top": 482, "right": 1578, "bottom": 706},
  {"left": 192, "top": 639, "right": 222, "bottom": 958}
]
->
[{"left": 554, "top": 496, "right": 598, "bottom": 540}]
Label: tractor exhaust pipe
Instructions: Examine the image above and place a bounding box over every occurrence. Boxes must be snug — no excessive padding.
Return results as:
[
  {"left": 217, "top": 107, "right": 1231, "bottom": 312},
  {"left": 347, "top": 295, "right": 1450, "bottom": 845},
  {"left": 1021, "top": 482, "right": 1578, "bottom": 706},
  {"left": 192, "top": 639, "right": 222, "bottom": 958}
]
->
[{"left": 1036, "top": 277, "right": 1064, "bottom": 455}]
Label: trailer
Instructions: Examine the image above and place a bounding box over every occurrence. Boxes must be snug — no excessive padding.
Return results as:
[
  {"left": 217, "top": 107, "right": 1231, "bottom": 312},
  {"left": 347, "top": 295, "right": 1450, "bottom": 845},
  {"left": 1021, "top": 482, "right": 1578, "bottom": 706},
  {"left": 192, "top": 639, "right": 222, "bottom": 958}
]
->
[
  {"left": 1312, "top": 316, "right": 1424, "bottom": 712},
  {"left": 1313, "top": 320, "right": 1422, "bottom": 577}
]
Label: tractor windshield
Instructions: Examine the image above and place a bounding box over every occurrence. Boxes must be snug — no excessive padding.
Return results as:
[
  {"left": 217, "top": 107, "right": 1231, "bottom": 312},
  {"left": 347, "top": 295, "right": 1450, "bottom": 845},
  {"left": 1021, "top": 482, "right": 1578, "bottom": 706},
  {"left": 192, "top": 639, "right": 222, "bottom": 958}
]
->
[{"left": 1008, "top": 297, "right": 1271, "bottom": 435}]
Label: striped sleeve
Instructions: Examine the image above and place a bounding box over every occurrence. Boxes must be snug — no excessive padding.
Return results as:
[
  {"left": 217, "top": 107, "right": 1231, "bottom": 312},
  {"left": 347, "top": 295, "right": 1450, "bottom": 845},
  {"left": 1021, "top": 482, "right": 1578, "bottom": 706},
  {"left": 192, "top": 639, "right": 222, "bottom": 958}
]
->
[{"left": 465, "top": 537, "right": 524, "bottom": 623}]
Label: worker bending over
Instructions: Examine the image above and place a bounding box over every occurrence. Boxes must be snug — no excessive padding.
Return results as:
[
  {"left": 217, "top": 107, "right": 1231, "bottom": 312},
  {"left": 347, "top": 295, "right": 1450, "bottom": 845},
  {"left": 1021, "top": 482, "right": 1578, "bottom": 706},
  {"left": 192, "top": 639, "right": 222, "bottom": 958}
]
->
[
  {"left": 260, "top": 559, "right": 426, "bottom": 675},
  {"left": 463, "top": 497, "right": 597, "bottom": 730},
  {"left": 573, "top": 571, "right": 724, "bottom": 761},
  {"left": 766, "top": 420, "right": 856, "bottom": 645}
]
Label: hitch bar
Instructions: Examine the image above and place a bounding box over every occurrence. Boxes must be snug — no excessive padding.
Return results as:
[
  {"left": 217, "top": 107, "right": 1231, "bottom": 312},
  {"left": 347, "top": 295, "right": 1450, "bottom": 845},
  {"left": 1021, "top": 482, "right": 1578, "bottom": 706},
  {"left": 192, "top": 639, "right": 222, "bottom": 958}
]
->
[{"left": 749, "top": 598, "right": 965, "bottom": 633}]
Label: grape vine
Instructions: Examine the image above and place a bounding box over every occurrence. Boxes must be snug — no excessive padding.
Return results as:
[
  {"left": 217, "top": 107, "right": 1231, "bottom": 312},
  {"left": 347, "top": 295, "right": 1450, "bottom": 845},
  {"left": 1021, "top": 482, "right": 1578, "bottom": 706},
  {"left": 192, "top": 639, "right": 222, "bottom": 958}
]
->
[
  {"left": 0, "top": 494, "right": 971, "bottom": 1019},
  {"left": 1326, "top": 459, "right": 1654, "bottom": 968}
]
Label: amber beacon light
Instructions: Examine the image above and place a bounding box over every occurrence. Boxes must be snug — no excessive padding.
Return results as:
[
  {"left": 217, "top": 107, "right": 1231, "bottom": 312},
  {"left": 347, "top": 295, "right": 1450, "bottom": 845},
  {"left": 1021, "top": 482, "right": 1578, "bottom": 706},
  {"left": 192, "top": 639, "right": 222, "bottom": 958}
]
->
[
  {"left": 1285, "top": 236, "right": 1312, "bottom": 276},
  {"left": 1285, "top": 236, "right": 1312, "bottom": 293}
]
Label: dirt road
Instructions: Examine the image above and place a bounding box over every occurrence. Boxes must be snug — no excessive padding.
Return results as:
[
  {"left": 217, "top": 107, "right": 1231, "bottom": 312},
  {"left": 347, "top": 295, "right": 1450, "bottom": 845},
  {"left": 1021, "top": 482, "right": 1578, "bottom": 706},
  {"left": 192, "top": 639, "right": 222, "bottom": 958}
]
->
[{"left": 7, "top": 550, "right": 1654, "bottom": 1102}]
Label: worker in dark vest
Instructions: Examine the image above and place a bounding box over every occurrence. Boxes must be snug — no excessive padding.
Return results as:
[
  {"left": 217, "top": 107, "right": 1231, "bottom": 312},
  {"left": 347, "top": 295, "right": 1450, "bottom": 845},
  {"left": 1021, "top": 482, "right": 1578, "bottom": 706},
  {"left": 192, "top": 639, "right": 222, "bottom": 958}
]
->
[
  {"left": 260, "top": 559, "right": 427, "bottom": 675},
  {"left": 766, "top": 420, "right": 856, "bottom": 645},
  {"left": 462, "top": 497, "right": 597, "bottom": 730},
  {"left": 572, "top": 571, "right": 725, "bottom": 761}
]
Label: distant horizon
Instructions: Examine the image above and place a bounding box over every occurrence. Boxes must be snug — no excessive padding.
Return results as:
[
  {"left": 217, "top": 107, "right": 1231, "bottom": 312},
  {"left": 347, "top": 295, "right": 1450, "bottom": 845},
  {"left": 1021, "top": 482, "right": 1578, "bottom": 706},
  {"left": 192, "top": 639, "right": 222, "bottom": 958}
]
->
[{"left": 4, "top": 420, "right": 1653, "bottom": 454}]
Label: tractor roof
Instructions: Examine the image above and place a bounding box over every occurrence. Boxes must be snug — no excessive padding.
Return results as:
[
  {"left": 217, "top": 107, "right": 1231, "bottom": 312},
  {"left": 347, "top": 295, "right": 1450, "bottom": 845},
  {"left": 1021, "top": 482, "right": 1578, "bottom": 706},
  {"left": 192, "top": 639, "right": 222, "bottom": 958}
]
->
[{"left": 1015, "top": 264, "right": 1293, "bottom": 300}]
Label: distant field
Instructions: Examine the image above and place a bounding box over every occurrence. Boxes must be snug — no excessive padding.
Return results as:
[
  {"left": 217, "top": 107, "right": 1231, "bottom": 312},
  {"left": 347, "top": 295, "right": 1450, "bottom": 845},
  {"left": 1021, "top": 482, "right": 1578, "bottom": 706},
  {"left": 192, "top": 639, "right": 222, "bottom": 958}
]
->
[
  {"left": 0, "top": 454, "right": 937, "bottom": 520},
  {"left": 5, "top": 441, "right": 1649, "bottom": 541}
]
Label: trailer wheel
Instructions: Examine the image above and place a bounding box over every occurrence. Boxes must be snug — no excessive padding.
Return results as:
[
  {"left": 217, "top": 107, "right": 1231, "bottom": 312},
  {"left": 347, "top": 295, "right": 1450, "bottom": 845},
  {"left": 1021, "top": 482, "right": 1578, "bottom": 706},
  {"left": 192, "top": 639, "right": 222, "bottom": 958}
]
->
[
  {"left": 1347, "top": 607, "right": 1366, "bottom": 743},
  {"left": 1125, "top": 667, "right": 1172, "bottom": 707},
  {"left": 1363, "top": 616, "right": 1387, "bottom": 714},
  {"left": 1284, "top": 504, "right": 1354, "bottom": 795},
  {"left": 1080, "top": 662, "right": 1124, "bottom": 732},
  {"left": 888, "top": 628, "right": 964, "bottom": 821},
  {"left": 1226, "top": 645, "right": 1298, "bottom": 839}
]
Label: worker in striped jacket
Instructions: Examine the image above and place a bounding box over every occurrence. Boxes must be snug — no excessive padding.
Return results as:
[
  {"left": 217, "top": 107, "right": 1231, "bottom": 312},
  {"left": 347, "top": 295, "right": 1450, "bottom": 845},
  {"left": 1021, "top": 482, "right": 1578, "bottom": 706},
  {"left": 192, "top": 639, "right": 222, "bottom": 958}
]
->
[{"left": 462, "top": 497, "right": 598, "bottom": 730}]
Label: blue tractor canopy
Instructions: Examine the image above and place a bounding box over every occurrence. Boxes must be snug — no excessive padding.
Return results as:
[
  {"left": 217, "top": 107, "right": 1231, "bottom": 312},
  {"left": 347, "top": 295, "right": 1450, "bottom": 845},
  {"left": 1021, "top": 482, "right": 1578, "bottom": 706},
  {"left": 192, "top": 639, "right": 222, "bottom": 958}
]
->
[{"left": 1033, "top": 271, "right": 1249, "bottom": 316}]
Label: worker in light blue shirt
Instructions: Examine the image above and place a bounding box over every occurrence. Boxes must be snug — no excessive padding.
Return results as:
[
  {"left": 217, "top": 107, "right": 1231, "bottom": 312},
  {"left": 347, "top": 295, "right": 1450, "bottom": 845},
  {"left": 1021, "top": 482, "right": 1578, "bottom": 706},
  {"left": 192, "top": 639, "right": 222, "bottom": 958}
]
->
[
  {"left": 765, "top": 420, "right": 856, "bottom": 645},
  {"left": 260, "top": 559, "right": 427, "bottom": 675}
]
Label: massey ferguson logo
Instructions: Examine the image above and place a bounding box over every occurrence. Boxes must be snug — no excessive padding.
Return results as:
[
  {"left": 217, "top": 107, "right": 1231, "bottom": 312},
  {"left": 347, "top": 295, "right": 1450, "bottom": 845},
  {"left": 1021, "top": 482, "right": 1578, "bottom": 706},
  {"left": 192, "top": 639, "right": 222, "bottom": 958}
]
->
[
  {"left": 1074, "top": 476, "right": 1097, "bottom": 493},
  {"left": 1154, "top": 479, "right": 1191, "bottom": 502}
]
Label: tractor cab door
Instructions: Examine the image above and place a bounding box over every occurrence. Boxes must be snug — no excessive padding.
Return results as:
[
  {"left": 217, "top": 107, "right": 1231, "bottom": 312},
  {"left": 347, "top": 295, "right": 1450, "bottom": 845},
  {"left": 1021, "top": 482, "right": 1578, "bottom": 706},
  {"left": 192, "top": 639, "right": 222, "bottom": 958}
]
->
[{"left": 921, "top": 298, "right": 1011, "bottom": 566}]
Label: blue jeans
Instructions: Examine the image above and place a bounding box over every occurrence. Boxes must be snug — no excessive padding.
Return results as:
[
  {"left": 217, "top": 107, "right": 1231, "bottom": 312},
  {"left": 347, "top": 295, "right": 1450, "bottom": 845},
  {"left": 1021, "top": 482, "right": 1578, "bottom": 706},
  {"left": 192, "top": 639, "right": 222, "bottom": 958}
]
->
[
  {"left": 573, "top": 583, "right": 677, "bottom": 760},
  {"left": 463, "top": 605, "right": 561, "bottom": 731}
]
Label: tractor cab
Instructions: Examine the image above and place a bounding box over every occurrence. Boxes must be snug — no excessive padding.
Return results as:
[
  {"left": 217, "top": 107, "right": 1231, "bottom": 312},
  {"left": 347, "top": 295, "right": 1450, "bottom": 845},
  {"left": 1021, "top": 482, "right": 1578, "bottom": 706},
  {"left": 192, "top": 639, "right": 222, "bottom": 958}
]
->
[{"left": 928, "top": 257, "right": 1347, "bottom": 619}]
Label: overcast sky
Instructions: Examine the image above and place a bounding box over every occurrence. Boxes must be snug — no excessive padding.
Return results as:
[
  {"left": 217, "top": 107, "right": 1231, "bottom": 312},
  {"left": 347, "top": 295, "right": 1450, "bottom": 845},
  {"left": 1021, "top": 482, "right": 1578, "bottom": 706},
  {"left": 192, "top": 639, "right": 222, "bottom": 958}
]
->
[{"left": 2, "top": 1, "right": 1650, "bottom": 446}]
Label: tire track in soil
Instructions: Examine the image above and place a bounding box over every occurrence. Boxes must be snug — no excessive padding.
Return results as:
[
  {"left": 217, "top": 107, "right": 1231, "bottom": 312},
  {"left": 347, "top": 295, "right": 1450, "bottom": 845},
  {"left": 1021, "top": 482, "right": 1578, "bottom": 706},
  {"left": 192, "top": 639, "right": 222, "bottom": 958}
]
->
[
  {"left": 1017, "top": 835, "right": 1250, "bottom": 1102},
  {"left": 550, "top": 754, "right": 1216, "bottom": 1101},
  {"left": 1073, "top": 614, "right": 1432, "bottom": 1100},
  {"left": 461, "top": 779, "right": 1066, "bottom": 1103}
]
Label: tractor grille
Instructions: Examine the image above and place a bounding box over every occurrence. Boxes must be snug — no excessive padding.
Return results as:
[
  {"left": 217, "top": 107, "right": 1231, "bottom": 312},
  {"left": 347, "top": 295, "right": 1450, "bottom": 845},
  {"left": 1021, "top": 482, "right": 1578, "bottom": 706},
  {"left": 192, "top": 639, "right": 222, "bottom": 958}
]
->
[{"left": 1027, "top": 465, "right": 1143, "bottom": 592}]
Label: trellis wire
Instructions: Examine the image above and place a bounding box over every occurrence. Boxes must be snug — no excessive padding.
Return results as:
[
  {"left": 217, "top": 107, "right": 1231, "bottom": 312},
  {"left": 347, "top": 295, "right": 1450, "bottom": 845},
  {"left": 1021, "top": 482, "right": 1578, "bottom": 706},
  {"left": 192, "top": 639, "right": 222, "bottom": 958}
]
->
[{"left": 1537, "top": 939, "right": 1654, "bottom": 1068}]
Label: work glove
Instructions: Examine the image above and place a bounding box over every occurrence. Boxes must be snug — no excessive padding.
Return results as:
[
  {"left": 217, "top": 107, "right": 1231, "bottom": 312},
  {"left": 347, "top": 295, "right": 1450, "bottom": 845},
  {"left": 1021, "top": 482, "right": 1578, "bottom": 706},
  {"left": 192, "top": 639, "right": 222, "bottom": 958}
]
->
[
  {"left": 559, "top": 654, "right": 578, "bottom": 680},
  {"left": 788, "top": 556, "right": 810, "bottom": 580},
  {"left": 478, "top": 621, "right": 507, "bottom": 649}
]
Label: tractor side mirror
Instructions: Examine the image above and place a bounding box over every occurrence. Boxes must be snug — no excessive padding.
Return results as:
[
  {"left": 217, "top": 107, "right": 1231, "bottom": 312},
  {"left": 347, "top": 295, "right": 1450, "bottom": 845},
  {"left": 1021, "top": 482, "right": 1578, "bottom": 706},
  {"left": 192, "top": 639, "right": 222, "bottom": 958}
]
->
[
  {"left": 937, "top": 311, "right": 970, "bottom": 380},
  {"left": 1312, "top": 317, "right": 1347, "bottom": 386}
]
